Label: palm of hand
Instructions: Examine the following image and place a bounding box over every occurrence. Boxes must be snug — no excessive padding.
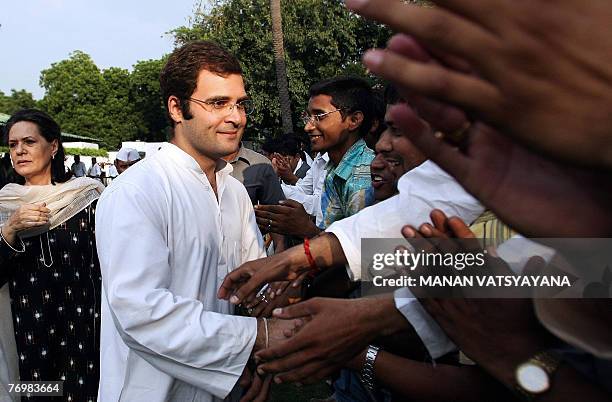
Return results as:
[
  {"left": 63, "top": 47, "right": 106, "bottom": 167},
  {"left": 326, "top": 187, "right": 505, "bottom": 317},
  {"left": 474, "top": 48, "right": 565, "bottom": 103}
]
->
[{"left": 455, "top": 124, "right": 612, "bottom": 237}]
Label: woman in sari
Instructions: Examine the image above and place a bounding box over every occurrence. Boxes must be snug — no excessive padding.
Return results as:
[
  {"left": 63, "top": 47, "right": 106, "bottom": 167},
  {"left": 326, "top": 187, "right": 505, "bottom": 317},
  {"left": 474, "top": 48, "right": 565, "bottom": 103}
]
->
[{"left": 0, "top": 109, "right": 104, "bottom": 401}]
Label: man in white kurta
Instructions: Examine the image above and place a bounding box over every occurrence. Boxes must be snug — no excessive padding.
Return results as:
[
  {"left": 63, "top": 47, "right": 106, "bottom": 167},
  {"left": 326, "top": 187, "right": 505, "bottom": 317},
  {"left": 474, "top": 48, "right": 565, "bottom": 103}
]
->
[
  {"left": 94, "top": 40, "right": 272, "bottom": 402},
  {"left": 95, "top": 143, "right": 265, "bottom": 401}
]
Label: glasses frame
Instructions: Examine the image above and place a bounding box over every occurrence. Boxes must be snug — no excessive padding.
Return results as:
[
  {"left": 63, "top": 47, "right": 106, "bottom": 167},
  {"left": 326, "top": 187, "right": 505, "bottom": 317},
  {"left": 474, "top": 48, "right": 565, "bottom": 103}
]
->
[
  {"left": 301, "top": 108, "right": 345, "bottom": 126},
  {"left": 188, "top": 97, "right": 254, "bottom": 115}
]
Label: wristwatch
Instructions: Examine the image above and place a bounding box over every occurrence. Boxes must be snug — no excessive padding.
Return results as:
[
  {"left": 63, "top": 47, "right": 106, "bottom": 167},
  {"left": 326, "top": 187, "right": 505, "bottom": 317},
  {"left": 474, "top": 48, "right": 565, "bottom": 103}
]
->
[
  {"left": 361, "top": 345, "right": 380, "bottom": 392},
  {"left": 515, "top": 351, "right": 561, "bottom": 400}
]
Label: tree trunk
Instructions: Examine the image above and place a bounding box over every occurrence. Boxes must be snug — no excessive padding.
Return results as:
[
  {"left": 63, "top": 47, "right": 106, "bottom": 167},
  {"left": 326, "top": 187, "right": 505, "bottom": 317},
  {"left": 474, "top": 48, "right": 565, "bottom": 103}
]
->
[{"left": 269, "top": 0, "right": 293, "bottom": 134}]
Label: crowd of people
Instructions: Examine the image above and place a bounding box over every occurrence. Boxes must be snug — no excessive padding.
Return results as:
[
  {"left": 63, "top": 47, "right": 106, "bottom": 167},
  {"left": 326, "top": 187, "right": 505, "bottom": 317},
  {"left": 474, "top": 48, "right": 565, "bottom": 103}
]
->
[{"left": 0, "top": 0, "right": 611, "bottom": 401}]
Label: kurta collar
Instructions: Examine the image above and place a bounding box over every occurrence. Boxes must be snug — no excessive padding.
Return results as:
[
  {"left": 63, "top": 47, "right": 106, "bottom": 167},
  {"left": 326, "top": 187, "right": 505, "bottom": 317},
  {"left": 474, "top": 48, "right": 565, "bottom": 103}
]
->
[{"left": 163, "top": 142, "right": 233, "bottom": 176}]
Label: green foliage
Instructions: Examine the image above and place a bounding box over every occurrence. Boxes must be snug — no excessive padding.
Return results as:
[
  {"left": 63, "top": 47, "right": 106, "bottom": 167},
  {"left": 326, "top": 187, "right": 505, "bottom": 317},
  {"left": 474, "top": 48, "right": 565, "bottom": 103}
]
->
[
  {"left": 0, "top": 89, "right": 38, "bottom": 115},
  {"left": 37, "top": 51, "right": 150, "bottom": 149},
  {"left": 171, "top": 0, "right": 392, "bottom": 140},
  {"left": 5, "top": 0, "right": 400, "bottom": 146},
  {"left": 64, "top": 147, "right": 109, "bottom": 157},
  {"left": 0, "top": 146, "right": 108, "bottom": 157},
  {"left": 130, "top": 57, "right": 170, "bottom": 142}
]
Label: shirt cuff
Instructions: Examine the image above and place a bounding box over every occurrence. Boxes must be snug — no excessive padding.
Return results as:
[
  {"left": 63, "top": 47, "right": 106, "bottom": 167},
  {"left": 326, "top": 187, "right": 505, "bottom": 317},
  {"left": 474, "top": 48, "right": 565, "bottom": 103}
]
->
[
  {"left": 393, "top": 287, "right": 456, "bottom": 359},
  {"left": 325, "top": 224, "right": 361, "bottom": 281}
]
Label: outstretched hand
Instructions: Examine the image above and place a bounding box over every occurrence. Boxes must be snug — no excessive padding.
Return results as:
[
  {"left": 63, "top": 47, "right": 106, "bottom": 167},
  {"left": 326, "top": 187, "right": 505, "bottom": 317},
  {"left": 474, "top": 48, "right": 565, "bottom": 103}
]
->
[{"left": 346, "top": 0, "right": 612, "bottom": 169}]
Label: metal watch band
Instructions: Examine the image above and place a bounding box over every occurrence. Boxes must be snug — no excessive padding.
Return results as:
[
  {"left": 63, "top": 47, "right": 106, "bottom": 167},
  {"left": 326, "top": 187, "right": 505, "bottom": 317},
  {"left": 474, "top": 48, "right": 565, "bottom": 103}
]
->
[
  {"left": 515, "top": 350, "right": 562, "bottom": 401},
  {"left": 361, "top": 345, "right": 380, "bottom": 392}
]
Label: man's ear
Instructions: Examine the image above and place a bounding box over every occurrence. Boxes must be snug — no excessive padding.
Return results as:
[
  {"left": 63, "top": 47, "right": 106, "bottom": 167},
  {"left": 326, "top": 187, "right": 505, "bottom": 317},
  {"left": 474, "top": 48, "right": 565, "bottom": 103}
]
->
[
  {"left": 168, "top": 96, "right": 184, "bottom": 125},
  {"left": 347, "top": 111, "right": 364, "bottom": 132}
]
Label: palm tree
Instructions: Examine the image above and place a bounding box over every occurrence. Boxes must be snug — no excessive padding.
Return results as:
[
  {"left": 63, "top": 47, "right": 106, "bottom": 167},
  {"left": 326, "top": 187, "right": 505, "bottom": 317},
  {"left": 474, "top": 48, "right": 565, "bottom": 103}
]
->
[{"left": 269, "top": 0, "right": 293, "bottom": 134}]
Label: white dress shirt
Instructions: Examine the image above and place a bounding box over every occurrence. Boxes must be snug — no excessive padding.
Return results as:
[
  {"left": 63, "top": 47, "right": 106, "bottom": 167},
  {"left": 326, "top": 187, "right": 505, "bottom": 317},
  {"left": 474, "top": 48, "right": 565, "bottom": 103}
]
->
[
  {"left": 281, "top": 152, "right": 328, "bottom": 223},
  {"left": 95, "top": 143, "right": 265, "bottom": 402},
  {"left": 326, "top": 161, "right": 484, "bottom": 359}
]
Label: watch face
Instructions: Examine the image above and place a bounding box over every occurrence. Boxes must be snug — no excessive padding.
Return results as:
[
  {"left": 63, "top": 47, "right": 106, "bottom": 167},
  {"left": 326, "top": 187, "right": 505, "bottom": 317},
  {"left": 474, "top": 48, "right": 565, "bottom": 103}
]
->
[{"left": 517, "top": 363, "right": 550, "bottom": 393}]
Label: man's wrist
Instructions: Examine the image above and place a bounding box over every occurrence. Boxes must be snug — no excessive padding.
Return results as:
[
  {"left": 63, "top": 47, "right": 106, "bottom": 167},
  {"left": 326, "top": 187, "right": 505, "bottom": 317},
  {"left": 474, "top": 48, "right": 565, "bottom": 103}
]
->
[
  {"left": 254, "top": 318, "right": 265, "bottom": 352},
  {"left": 364, "top": 297, "right": 411, "bottom": 337},
  {"left": 303, "top": 222, "right": 322, "bottom": 238},
  {"left": 283, "top": 174, "right": 298, "bottom": 185},
  {"left": 478, "top": 339, "right": 551, "bottom": 389}
]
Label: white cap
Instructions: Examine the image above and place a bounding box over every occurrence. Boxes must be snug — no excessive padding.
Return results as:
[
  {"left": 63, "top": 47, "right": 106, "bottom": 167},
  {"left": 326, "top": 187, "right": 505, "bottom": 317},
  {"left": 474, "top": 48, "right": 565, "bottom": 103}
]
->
[{"left": 116, "top": 147, "right": 141, "bottom": 162}]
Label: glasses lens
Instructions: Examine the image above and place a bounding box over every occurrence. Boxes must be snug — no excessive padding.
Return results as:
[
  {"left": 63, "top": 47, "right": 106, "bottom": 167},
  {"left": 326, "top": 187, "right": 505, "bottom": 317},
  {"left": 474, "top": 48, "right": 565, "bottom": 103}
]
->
[
  {"left": 301, "top": 112, "right": 312, "bottom": 126},
  {"left": 239, "top": 100, "right": 254, "bottom": 115}
]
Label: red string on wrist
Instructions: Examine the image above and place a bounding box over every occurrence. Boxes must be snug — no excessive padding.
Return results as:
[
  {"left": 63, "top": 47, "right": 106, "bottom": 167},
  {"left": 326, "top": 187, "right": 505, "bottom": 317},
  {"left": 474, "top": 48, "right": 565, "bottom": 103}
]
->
[{"left": 303, "top": 237, "right": 320, "bottom": 278}]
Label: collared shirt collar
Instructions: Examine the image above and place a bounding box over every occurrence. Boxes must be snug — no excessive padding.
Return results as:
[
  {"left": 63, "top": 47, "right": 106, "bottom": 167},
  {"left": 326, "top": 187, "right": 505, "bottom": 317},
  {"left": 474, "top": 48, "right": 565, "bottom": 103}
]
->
[
  {"left": 326, "top": 139, "right": 368, "bottom": 181},
  {"left": 227, "top": 143, "right": 251, "bottom": 166}
]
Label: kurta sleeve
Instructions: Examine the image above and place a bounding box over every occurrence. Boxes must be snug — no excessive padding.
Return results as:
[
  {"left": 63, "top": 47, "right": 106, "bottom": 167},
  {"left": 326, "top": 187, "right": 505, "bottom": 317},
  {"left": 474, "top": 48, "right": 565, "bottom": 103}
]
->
[{"left": 95, "top": 182, "right": 257, "bottom": 398}]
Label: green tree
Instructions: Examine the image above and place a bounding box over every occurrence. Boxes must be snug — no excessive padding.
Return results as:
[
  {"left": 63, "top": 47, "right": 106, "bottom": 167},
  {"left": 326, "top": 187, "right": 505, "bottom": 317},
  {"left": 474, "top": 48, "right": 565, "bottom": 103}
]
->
[
  {"left": 171, "top": 0, "right": 391, "bottom": 140},
  {"left": 0, "top": 89, "right": 38, "bottom": 115},
  {"left": 269, "top": 0, "right": 293, "bottom": 134},
  {"left": 38, "top": 51, "right": 154, "bottom": 149},
  {"left": 130, "top": 57, "right": 170, "bottom": 142}
]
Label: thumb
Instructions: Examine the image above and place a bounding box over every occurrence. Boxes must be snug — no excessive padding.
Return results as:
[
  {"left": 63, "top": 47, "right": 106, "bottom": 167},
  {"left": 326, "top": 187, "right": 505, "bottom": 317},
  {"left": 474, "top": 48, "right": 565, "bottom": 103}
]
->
[
  {"left": 279, "top": 199, "right": 300, "bottom": 208},
  {"left": 272, "top": 299, "right": 316, "bottom": 319}
]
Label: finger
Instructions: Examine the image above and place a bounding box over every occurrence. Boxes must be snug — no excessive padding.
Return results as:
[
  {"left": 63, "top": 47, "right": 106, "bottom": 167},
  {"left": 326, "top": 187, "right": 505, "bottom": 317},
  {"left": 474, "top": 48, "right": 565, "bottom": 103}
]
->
[
  {"left": 240, "top": 373, "right": 262, "bottom": 402},
  {"left": 385, "top": 34, "right": 476, "bottom": 129},
  {"left": 218, "top": 266, "right": 254, "bottom": 301},
  {"left": 229, "top": 272, "right": 276, "bottom": 306},
  {"left": 271, "top": 300, "right": 316, "bottom": 320},
  {"left": 447, "top": 216, "right": 477, "bottom": 239},
  {"left": 255, "top": 205, "right": 290, "bottom": 215},
  {"left": 430, "top": 209, "right": 450, "bottom": 233},
  {"left": 239, "top": 366, "right": 252, "bottom": 388},
  {"left": 401, "top": 225, "right": 422, "bottom": 239},
  {"left": 253, "top": 375, "right": 272, "bottom": 402},
  {"left": 278, "top": 199, "right": 302, "bottom": 209},
  {"left": 346, "top": 0, "right": 499, "bottom": 69},
  {"left": 363, "top": 48, "right": 502, "bottom": 118},
  {"left": 257, "top": 348, "right": 316, "bottom": 374}
]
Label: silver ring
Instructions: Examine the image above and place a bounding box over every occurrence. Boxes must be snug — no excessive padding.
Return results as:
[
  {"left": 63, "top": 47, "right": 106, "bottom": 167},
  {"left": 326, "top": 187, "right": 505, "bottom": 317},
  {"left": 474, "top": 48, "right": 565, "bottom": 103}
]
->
[{"left": 261, "top": 295, "right": 269, "bottom": 303}]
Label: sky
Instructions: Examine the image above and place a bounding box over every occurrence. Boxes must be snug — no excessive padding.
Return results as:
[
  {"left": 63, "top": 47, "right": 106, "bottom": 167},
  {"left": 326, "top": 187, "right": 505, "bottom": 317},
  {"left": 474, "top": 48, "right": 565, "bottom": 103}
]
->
[{"left": 0, "top": 0, "right": 197, "bottom": 99}]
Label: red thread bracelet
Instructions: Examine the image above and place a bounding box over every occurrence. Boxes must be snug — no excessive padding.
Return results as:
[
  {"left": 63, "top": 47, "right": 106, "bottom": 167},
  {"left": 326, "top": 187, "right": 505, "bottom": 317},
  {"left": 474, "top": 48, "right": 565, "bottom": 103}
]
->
[{"left": 303, "top": 237, "right": 320, "bottom": 277}]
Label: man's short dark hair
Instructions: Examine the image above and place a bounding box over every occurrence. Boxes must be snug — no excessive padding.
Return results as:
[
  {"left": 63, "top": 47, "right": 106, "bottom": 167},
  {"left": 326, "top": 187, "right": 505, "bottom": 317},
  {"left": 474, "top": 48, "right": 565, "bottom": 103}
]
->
[
  {"left": 309, "top": 76, "right": 374, "bottom": 136},
  {"left": 160, "top": 41, "right": 243, "bottom": 129},
  {"left": 383, "top": 83, "right": 404, "bottom": 106}
]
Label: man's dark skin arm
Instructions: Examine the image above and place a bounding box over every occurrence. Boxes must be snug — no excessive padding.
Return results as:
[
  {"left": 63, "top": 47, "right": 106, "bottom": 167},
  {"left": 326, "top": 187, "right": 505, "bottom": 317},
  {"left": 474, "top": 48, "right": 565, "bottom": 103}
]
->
[{"left": 346, "top": 350, "right": 516, "bottom": 402}]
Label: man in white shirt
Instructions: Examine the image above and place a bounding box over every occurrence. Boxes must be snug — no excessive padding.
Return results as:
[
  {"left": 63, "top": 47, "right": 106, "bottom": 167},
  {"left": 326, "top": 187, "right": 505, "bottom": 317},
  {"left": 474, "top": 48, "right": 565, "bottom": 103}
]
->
[
  {"left": 279, "top": 151, "right": 328, "bottom": 222},
  {"left": 71, "top": 155, "right": 86, "bottom": 177},
  {"left": 87, "top": 157, "right": 102, "bottom": 182},
  {"left": 95, "top": 41, "right": 292, "bottom": 402}
]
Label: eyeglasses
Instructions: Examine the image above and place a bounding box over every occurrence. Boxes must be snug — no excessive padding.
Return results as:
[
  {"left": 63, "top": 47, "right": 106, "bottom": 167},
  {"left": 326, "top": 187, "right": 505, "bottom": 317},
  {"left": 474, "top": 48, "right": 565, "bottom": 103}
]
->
[
  {"left": 188, "top": 97, "right": 255, "bottom": 115},
  {"left": 301, "top": 109, "right": 344, "bottom": 126}
]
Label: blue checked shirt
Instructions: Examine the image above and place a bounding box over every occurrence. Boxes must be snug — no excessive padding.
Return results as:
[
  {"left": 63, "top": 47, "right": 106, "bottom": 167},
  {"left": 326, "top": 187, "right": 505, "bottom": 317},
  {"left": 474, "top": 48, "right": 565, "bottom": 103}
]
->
[{"left": 319, "top": 139, "right": 375, "bottom": 229}]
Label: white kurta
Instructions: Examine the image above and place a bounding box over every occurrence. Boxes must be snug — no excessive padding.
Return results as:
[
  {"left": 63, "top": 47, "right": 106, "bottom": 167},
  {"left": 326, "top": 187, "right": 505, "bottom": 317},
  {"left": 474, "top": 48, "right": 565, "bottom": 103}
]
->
[
  {"left": 326, "top": 160, "right": 484, "bottom": 359},
  {"left": 95, "top": 143, "right": 265, "bottom": 402}
]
